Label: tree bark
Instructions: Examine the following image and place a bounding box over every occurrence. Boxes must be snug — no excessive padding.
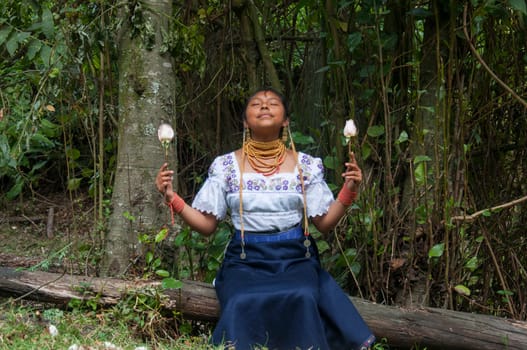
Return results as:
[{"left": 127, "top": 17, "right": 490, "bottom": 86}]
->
[
  {"left": 1, "top": 267, "right": 526, "bottom": 350},
  {"left": 102, "top": 0, "right": 176, "bottom": 276}
]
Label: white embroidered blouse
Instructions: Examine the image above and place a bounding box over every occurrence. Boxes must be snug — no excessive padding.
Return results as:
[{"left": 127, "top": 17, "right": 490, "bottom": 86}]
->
[{"left": 192, "top": 151, "right": 334, "bottom": 232}]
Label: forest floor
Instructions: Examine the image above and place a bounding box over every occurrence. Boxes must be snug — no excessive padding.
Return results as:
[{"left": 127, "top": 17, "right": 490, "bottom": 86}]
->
[
  {"left": 0, "top": 192, "right": 97, "bottom": 274},
  {"left": 0, "top": 191, "right": 218, "bottom": 350}
]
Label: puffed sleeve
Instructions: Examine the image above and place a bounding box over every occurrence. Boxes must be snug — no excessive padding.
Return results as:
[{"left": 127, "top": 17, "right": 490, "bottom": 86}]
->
[
  {"left": 191, "top": 156, "right": 228, "bottom": 220},
  {"left": 301, "top": 154, "right": 335, "bottom": 218}
]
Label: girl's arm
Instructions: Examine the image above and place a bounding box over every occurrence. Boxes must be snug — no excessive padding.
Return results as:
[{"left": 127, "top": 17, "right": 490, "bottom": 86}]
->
[
  {"left": 311, "top": 152, "right": 362, "bottom": 234},
  {"left": 156, "top": 163, "right": 218, "bottom": 236}
]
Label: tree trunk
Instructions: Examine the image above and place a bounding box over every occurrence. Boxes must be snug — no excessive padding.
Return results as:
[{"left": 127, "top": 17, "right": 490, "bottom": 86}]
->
[
  {"left": 1, "top": 267, "right": 526, "bottom": 350},
  {"left": 102, "top": 0, "right": 176, "bottom": 276}
]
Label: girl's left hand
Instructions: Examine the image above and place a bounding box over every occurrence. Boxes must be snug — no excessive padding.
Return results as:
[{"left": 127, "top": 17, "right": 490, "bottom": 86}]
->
[{"left": 342, "top": 152, "right": 362, "bottom": 192}]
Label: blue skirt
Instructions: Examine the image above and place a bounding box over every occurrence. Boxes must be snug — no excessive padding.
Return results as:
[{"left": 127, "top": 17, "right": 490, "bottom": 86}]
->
[{"left": 211, "top": 226, "right": 376, "bottom": 350}]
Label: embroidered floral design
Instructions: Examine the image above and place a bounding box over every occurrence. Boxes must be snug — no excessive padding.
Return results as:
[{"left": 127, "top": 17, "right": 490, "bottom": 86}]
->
[
  {"left": 270, "top": 178, "right": 289, "bottom": 191},
  {"left": 213, "top": 153, "right": 240, "bottom": 193},
  {"left": 246, "top": 179, "right": 266, "bottom": 191},
  {"left": 217, "top": 152, "right": 322, "bottom": 194}
]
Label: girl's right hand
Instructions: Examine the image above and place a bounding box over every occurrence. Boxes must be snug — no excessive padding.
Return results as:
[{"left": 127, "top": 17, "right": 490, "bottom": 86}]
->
[{"left": 156, "top": 163, "right": 174, "bottom": 202}]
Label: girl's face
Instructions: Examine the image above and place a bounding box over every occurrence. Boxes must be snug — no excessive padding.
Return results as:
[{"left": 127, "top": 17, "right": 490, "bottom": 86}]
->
[{"left": 244, "top": 90, "right": 288, "bottom": 141}]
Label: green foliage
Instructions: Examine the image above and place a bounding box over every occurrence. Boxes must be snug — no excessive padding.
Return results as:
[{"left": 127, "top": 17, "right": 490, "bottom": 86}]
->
[
  {"left": 25, "top": 243, "right": 73, "bottom": 272},
  {"left": 0, "top": 0, "right": 116, "bottom": 198},
  {"left": 138, "top": 226, "right": 184, "bottom": 291},
  {"left": 68, "top": 286, "right": 101, "bottom": 312},
  {"left": 162, "top": 15, "right": 207, "bottom": 75},
  {"left": 0, "top": 301, "right": 219, "bottom": 349},
  {"left": 428, "top": 243, "right": 445, "bottom": 259},
  {"left": 372, "top": 338, "right": 391, "bottom": 350},
  {"left": 111, "top": 286, "right": 170, "bottom": 338},
  {"left": 137, "top": 221, "right": 231, "bottom": 290},
  {"left": 173, "top": 222, "right": 231, "bottom": 283}
]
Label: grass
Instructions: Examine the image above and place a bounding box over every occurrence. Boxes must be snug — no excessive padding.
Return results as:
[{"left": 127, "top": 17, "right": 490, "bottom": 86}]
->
[
  {"left": 0, "top": 299, "right": 219, "bottom": 350},
  {"left": 0, "top": 298, "right": 396, "bottom": 350},
  {"left": 0, "top": 198, "right": 394, "bottom": 350}
]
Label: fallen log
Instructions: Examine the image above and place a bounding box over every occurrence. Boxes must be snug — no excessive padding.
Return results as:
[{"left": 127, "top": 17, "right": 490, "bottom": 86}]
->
[{"left": 0, "top": 266, "right": 526, "bottom": 350}]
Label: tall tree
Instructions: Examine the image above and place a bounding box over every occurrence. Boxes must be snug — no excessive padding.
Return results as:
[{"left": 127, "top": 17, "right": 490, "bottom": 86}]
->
[{"left": 101, "top": 0, "right": 175, "bottom": 276}]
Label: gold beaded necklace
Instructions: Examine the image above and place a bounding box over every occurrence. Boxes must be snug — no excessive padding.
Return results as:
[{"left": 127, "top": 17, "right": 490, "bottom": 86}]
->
[{"left": 243, "top": 138, "right": 286, "bottom": 176}]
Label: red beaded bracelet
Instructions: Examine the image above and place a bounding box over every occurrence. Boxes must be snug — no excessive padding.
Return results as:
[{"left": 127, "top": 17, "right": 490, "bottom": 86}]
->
[
  {"left": 167, "top": 194, "right": 185, "bottom": 224},
  {"left": 337, "top": 185, "right": 357, "bottom": 207}
]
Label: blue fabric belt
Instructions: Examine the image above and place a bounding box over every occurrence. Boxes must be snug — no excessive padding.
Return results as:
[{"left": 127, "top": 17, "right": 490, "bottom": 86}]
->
[{"left": 233, "top": 225, "right": 303, "bottom": 243}]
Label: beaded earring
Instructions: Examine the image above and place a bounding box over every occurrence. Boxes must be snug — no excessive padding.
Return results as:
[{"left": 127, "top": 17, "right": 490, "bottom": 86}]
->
[
  {"left": 287, "top": 125, "right": 311, "bottom": 258},
  {"left": 244, "top": 127, "right": 251, "bottom": 144},
  {"left": 281, "top": 125, "right": 288, "bottom": 143},
  {"left": 239, "top": 127, "right": 249, "bottom": 259}
]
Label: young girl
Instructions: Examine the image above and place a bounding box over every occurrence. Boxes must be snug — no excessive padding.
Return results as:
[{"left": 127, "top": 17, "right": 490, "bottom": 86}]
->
[{"left": 156, "top": 88, "right": 375, "bottom": 349}]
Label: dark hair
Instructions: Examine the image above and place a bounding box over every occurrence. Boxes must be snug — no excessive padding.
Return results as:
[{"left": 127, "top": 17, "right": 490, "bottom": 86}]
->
[{"left": 242, "top": 87, "right": 289, "bottom": 120}]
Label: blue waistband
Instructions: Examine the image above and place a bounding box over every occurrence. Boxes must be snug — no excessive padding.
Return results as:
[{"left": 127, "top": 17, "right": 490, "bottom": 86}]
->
[{"left": 233, "top": 225, "right": 304, "bottom": 243}]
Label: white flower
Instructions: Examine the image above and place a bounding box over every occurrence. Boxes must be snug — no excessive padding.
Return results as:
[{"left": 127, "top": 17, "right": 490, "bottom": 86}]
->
[
  {"left": 103, "top": 342, "right": 120, "bottom": 349},
  {"left": 48, "top": 324, "right": 59, "bottom": 337},
  {"left": 157, "top": 123, "right": 174, "bottom": 143},
  {"left": 343, "top": 119, "right": 358, "bottom": 153},
  {"left": 343, "top": 119, "right": 358, "bottom": 139}
]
